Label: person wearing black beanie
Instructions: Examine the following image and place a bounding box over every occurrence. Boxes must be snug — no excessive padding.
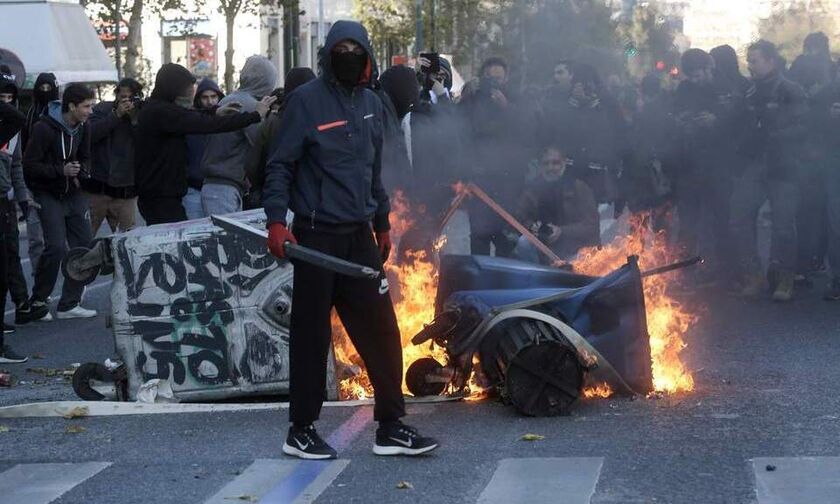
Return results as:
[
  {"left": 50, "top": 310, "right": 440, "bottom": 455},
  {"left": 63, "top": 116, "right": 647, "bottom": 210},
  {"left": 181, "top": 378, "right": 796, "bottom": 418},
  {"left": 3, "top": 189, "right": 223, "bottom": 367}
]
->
[{"left": 134, "top": 63, "right": 275, "bottom": 224}]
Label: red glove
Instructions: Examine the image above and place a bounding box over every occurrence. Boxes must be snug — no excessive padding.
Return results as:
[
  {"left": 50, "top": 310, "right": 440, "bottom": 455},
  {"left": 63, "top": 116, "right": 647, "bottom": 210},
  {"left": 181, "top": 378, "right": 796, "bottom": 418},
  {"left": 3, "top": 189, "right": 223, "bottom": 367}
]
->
[
  {"left": 267, "top": 223, "right": 297, "bottom": 259},
  {"left": 375, "top": 231, "right": 392, "bottom": 263}
]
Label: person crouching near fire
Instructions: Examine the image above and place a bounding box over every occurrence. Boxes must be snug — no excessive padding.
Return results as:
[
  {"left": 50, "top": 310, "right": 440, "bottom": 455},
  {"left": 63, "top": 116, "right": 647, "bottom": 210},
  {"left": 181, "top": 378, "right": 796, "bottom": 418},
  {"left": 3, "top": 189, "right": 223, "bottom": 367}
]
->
[
  {"left": 262, "top": 20, "right": 439, "bottom": 460},
  {"left": 514, "top": 144, "right": 601, "bottom": 264}
]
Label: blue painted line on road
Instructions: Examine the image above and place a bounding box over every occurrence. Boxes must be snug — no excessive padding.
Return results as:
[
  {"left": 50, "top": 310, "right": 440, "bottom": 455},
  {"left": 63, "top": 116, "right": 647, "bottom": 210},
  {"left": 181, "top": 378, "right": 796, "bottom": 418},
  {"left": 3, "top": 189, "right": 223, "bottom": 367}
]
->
[
  {"left": 258, "top": 407, "right": 371, "bottom": 503},
  {"left": 257, "top": 460, "right": 331, "bottom": 504}
]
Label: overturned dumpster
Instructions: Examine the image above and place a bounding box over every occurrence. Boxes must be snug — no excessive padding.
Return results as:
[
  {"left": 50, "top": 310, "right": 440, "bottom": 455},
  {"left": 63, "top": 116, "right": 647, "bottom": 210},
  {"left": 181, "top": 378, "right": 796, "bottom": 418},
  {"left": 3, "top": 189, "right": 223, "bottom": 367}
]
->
[
  {"left": 408, "top": 254, "right": 663, "bottom": 416},
  {"left": 68, "top": 210, "right": 339, "bottom": 402}
]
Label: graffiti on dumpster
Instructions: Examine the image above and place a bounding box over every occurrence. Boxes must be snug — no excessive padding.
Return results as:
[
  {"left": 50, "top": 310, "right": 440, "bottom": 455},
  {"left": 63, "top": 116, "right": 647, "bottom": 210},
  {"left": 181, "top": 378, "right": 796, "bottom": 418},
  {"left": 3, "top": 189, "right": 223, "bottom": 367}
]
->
[{"left": 115, "top": 232, "right": 289, "bottom": 388}]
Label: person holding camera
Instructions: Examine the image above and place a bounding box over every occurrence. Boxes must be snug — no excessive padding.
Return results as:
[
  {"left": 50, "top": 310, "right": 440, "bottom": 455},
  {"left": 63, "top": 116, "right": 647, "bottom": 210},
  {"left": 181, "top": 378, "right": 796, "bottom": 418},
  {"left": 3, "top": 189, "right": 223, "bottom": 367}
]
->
[
  {"left": 86, "top": 78, "right": 143, "bottom": 234},
  {"left": 459, "top": 56, "right": 528, "bottom": 257},
  {"left": 22, "top": 83, "right": 97, "bottom": 320}
]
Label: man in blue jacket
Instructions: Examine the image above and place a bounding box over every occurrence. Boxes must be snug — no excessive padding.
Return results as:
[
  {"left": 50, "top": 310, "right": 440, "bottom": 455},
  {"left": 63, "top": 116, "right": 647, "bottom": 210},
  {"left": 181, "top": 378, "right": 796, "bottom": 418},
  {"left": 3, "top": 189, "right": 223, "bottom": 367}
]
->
[{"left": 263, "top": 21, "right": 439, "bottom": 460}]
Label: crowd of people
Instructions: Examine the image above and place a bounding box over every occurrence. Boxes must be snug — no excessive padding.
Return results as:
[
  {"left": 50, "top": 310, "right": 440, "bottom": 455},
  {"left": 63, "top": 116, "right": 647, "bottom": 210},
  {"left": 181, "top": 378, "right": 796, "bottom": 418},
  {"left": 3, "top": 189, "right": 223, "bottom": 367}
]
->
[{"left": 0, "top": 26, "right": 837, "bottom": 370}]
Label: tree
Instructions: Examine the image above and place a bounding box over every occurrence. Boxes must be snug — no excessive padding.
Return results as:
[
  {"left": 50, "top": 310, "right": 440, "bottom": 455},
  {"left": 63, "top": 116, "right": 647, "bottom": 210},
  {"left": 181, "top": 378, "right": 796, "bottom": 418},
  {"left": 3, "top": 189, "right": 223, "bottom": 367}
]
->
[
  {"left": 217, "top": 0, "right": 261, "bottom": 92},
  {"left": 758, "top": 0, "right": 839, "bottom": 65}
]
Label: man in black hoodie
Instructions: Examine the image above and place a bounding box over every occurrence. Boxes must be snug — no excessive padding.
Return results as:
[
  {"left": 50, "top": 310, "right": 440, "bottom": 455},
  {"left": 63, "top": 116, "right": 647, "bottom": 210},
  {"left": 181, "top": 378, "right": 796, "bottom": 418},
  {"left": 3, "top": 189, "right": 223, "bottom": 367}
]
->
[
  {"left": 263, "top": 21, "right": 438, "bottom": 460},
  {"left": 732, "top": 40, "right": 807, "bottom": 302},
  {"left": 22, "top": 83, "right": 98, "bottom": 321},
  {"left": 134, "top": 63, "right": 274, "bottom": 224},
  {"left": 21, "top": 73, "right": 57, "bottom": 274}
]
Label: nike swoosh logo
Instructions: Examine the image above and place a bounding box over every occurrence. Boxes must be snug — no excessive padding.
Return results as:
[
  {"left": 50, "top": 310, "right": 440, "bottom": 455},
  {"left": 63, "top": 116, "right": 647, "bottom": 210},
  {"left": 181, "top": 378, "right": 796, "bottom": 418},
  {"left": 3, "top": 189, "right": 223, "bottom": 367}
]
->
[
  {"left": 389, "top": 436, "right": 413, "bottom": 448},
  {"left": 296, "top": 439, "right": 310, "bottom": 451}
]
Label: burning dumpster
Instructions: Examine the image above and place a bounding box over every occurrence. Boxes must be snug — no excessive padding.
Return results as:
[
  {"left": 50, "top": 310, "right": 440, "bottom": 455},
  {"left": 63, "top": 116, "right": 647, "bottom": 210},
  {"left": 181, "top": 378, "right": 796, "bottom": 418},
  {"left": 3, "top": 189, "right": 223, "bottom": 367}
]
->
[
  {"left": 67, "top": 210, "right": 340, "bottom": 402},
  {"left": 408, "top": 254, "right": 656, "bottom": 416}
]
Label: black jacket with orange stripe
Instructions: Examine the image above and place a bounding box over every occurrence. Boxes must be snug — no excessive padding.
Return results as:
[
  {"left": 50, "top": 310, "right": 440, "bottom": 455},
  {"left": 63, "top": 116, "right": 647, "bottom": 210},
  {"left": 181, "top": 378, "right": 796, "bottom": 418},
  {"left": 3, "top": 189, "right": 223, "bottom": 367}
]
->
[{"left": 262, "top": 20, "right": 390, "bottom": 232}]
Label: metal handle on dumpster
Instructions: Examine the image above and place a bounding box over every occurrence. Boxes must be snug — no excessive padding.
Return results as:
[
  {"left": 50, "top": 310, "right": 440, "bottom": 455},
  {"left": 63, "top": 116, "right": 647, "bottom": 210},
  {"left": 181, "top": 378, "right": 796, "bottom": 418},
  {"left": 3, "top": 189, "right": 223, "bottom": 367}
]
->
[{"left": 210, "top": 215, "right": 380, "bottom": 280}]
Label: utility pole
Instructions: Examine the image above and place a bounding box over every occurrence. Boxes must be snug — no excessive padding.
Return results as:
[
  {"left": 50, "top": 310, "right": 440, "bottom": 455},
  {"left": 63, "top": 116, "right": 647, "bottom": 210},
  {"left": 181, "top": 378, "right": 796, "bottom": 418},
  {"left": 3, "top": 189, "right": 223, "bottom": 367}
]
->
[
  {"left": 429, "top": 0, "right": 435, "bottom": 51},
  {"left": 415, "top": 0, "right": 424, "bottom": 53},
  {"left": 114, "top": 0, "right": 122, "bottom": 79},
  {"left": 317, "top": 0, "right": 324, "bottom": 49}
]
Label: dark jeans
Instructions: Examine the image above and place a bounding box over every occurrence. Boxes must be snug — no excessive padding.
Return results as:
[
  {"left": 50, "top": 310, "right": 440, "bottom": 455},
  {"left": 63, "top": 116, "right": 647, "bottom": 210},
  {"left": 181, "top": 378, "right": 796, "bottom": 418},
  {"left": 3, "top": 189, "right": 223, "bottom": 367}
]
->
[
  {"left": 288, "top": 224, "right": 405, "bottom": 425},
  {"left": 796, "top": 164, "right": 827, "bottom": 273},
  {"left": 3, "top": 200, "right": 28, "bottom": 307},
  {"left": 730, "top": 165, "right": 799, "bottom": 275},
  {"left": 138, "top": 196, "right": 187, "bottom": 225},
  {"left": 31, "top": 191, "right": 92, "bottom": 311},
  {"left": 676, "top": 174, "right": 734, "bottom": 274}
]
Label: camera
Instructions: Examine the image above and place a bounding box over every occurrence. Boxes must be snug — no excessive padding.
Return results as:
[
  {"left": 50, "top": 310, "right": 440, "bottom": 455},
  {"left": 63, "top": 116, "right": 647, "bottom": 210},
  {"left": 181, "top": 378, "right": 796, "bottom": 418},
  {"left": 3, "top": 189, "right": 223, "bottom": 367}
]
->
[{"left": 420, "top": 52, "right": 441, "bottom": 74}]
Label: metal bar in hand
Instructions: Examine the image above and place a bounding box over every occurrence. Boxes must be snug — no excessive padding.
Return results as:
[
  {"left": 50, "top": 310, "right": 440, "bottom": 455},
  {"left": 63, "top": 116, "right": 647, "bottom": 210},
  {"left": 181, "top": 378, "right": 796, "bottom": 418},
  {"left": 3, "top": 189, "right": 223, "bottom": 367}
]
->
[
  {"left": 210, "top": 215, "right": 380, "bottom": 280},
  {"left": 641, "top": 256, "right": 703, "bottom": 278},
  {"left": 466, "top": 182, "right": 565, "bottom": 266}
]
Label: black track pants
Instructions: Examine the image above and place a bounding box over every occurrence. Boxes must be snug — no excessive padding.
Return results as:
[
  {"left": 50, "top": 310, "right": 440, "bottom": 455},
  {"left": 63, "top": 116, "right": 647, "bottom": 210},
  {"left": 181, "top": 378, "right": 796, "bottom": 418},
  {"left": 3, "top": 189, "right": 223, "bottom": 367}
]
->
[{"left": 288, "top": 225, "right": 405, "bottom": 425}]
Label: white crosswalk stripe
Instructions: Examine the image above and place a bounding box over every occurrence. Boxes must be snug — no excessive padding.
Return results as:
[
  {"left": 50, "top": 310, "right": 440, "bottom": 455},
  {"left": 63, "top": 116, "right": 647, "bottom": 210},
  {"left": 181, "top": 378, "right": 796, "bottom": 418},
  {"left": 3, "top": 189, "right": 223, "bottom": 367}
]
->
[
  {"left": 0, "top": 462, "right": 111, "bottom": 504},
  {"left": 477, "top": 457, "right": 604, "bottom": 504},
  {"left": 754, "top": 457, "right": 840, "bottom": 504}
]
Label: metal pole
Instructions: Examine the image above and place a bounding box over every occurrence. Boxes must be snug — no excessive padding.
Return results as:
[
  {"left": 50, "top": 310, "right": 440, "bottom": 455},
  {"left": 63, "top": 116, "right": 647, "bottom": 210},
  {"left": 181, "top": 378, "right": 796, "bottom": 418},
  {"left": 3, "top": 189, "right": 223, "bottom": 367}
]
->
[
  {"left": 317, "top": 0, "right": 325, "bottom": 49},
  {"left": 114, "top": 0, "right": 122, "bottom": 79},
  {"left": 415, "top": 0, "right": 424, "bottom": 52},
  {"left": 429, "top": 0, "right": 435, "bottom": 51}
]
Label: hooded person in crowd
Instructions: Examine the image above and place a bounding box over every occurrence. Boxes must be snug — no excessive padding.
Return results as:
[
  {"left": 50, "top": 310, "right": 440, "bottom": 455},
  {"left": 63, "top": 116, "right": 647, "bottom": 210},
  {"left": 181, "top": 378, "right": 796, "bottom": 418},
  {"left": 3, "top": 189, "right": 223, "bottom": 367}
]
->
[
  {"left": 244, "top": 67, "right": 316, "bottom": 210},
  {"left": 514, "top": 145, "right": 600, "bottom": 263},
  {"left": 86, "top": 78, "right": 143, "bottom": 234},
  {"left": 378, "top": 64, "right": 419, "bottom": 193},
  {"left": 21, "top": 72, "right": 58, "bottom": 270},
  {"left": 459, "top": 56, "right": 529, "bottom": 257},
  {"left": 624, "top": 73, "right": 676, "bottom": 220},
  {"left": 182, "top": 78, "right": 224, "bottom": 220},
  {"left": 134, "top": 63, "right": 274, "bottom": 225},
  {"left": 263, "top": 20, "right": 438, "bottom": 460},
  {"left": 22, "top": 73, "right": 59, "bottom": 152},
  {"left": 673, "top": 49, "right": 731, "bottom": 284},
  {"left": 789, "top": 32, "right": 835, "bottom": 97},
  {"left": 22, "top": 83, "right": 98, "bottom": 321},
  {"left": 732, "top": 40, "right": 808, "bottom": 302},
  {"left": 553, "top": 63, "right": 624, "bottom": 206},
  {"left": 200, "top": 56, "right": 278, "bottom": 216},
  {"left": 0, "top": 89, "right": 26, "bottom": 363},
  {"left": 0, "top": 70, "right": 39, "bottom": 330},
  {"left": 813, "top": 64, "right": 840, "bottom": 300}
]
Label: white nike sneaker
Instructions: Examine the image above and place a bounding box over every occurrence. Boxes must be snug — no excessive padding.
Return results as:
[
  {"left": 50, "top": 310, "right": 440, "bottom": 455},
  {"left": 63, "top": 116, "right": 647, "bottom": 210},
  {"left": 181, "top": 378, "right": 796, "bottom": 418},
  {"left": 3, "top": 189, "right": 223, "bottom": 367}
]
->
[{"left": 55, "top": 305, "right": 98, "bottom": 320}]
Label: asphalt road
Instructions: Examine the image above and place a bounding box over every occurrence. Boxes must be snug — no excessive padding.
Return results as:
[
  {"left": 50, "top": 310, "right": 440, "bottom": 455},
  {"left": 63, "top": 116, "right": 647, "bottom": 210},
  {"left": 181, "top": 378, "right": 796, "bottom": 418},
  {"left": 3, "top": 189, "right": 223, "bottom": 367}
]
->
[{"left": 2, "top": 216, "right": 840, "bottom": 503}]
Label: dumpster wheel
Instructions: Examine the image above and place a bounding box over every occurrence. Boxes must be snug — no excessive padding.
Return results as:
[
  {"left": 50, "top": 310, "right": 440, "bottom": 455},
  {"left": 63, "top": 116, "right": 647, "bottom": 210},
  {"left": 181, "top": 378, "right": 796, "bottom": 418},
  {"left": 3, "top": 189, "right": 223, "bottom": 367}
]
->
[
  {"left": 62, "top": 247, "right": 101, "bottom": 285},
  {"left": 406, "top": 357, "right": 447, "bottom": 397},
  {"left": 72, "top": 363, "right": 115, "bottom": 401}
]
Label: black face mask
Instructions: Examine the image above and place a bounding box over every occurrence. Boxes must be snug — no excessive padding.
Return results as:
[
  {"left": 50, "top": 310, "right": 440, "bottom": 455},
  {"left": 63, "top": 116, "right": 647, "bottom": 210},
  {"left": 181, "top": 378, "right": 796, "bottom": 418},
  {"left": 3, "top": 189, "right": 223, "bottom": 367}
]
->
[
  {"left": 34, "top": 85, "right": 58, "bottom": 106},
  {"left": 331, "top": 52, "right": 367, "bottom": 87}
]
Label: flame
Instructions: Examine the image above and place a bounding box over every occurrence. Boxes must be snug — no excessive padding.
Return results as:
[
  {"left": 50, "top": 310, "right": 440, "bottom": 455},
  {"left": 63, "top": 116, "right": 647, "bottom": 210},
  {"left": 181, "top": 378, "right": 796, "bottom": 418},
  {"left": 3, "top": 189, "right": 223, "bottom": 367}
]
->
[
  {"left": 574, "top": 213, "right": 696, "bottom": 394},
  {"left": 332, "top": 191, "right": 449, "bottom": 400},
  {"left": 583, "top": 383, "right": 614, "bottom": 399}
]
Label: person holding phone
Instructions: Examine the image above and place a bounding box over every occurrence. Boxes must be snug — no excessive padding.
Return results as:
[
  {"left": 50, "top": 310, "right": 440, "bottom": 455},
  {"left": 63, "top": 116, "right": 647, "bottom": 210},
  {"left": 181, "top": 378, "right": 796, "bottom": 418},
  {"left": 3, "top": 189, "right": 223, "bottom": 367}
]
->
[{"left": 22, "top": 83, "right": 98, "bottom": 320}]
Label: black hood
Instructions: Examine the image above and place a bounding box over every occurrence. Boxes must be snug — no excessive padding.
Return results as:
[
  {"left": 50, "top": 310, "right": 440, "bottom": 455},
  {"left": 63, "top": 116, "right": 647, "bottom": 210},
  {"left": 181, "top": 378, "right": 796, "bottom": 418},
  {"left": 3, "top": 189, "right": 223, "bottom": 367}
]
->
[
  {"left": 284, "top": 67, "right": 316, "bottom": 95},
  {"left": 710, "top": 45, "right": 742, "bottom": 83},
  {"left": 380, "top": 65, "right": 419, "bottom": 119},
  {"left": 151, "top": 63, "right": 197, "bottom": 102},
  {"left": 0, "top": 66, "right": 18, "bottom": 104},
  {"left": 439, "top": 56, "right": 453, "bottom": 90},
  {"left": 32, "top": 72, "right": 59, "bottom": 106},
  {"left": 193, "top": 77, "right": 224, "bottom": 108},
  {"left": 318, "top": 20, "right": 378, "bottom": 86}
]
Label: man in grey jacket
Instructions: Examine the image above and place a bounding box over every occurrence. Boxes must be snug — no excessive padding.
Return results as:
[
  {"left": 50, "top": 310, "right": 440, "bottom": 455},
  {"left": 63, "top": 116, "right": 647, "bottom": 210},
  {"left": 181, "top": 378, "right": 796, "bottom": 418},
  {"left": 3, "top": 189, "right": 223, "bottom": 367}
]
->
[{"left": 200, "top": 55, "right": 278, "bottom": 216}]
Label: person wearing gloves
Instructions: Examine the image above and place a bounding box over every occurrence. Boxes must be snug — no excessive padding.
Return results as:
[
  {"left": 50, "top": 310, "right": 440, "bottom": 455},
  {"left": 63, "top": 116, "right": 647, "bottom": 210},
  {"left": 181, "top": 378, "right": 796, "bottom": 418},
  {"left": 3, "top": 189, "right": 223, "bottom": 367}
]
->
[{"left": 262, "top": 20, "right": 439, "bottom": 461}]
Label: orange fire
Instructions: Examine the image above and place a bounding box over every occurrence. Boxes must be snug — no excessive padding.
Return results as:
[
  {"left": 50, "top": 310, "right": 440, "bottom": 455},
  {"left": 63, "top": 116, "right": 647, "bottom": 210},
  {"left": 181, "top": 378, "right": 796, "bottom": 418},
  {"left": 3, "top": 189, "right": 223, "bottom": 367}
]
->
[
  {"left": 332, "top": 191, "right": 448, "bottom": 400},
  {"left": 574, "top": 213, "right": 696, "bottom": 395},
  {"left": 332, "top": 192, "right": 695, "bottom": 401}
]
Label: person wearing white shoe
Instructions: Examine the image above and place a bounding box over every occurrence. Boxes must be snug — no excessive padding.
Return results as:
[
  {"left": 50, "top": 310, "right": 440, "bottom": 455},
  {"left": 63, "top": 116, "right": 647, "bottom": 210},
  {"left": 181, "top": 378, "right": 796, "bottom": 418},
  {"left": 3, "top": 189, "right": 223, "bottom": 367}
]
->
[{"left": 22, "top": 84, "right": 97, "bottom": 320}]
